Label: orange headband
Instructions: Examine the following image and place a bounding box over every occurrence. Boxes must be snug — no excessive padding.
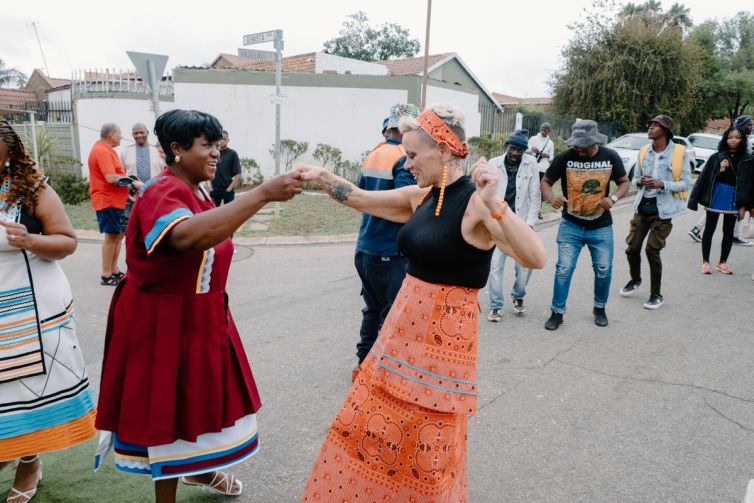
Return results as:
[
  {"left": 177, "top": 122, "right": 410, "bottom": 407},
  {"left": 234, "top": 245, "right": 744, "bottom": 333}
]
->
[{"left": 417, "top": 110, "right": 469, "bottom": 159}]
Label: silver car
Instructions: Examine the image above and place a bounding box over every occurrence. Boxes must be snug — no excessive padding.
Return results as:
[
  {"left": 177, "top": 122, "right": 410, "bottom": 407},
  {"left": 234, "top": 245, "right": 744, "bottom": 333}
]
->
[
  {"left": 606, "top": 133, "right": 695, "bottom": 180},
  {"left": 686, "top": 133, "right": 722, "bottom": 173}
]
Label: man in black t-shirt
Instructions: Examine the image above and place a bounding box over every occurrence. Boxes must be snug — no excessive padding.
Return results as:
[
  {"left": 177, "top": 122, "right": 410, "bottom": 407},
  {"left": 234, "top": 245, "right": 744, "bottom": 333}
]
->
[
  {"left": 541, "top": 119, "right": 630, "bottom": 330},
  {"left": 210, "top": 130, "right": 242, "bottom": 207}
]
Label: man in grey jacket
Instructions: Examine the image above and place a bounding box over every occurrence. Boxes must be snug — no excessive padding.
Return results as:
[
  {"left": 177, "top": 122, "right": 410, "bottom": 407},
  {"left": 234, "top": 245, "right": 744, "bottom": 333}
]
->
[
  {"left": 620, "top": 115, "right": 693, "bottom": 309},
  {"left": 487, "top": 129, "right": 541, "bottom": 321}
]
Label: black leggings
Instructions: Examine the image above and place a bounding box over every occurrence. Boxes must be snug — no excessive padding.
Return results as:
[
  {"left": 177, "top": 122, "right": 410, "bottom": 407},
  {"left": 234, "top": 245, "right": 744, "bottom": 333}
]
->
[{"left": 702, "top": 211, "right": 736, "bottom": 263}]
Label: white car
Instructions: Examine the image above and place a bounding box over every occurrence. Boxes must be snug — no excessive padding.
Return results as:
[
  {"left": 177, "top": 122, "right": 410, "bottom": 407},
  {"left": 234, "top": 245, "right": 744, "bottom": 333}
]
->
[
  {"left": 606, "top": 133, "right": 695, "bottom": 180},
  {"left": 686, "top": 133, "right": 722, "bottom": 173}
]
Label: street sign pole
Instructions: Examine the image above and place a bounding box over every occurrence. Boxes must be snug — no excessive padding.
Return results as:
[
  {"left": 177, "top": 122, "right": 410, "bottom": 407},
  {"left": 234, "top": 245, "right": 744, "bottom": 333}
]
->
[
  {"left": 243, "top": 30, "right": 284, "bottom": 176},
  {"left": 126, "top": 51, "right": 168, "bottom": 122},
  {"left": 147, "top": 59, "right": 160, "bottom": 120},
  {"left": 274, "top": 35, "right": 283, "bottom": 176}
]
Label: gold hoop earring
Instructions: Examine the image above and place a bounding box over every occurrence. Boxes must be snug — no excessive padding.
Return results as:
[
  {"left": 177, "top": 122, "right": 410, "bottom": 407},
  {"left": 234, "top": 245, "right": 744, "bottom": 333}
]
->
[{"left": 175, "top": 155, "right": 181, "bottom": 163}]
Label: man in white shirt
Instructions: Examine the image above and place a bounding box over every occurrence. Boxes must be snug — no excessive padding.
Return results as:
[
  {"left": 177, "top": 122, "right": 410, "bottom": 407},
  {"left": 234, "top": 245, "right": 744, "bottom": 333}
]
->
[
  {"left": 119, "top": 123, "right": 164, "bottom": 182},
  {"left": 528, "top": 122, "right": 555, "bottom": 219}
]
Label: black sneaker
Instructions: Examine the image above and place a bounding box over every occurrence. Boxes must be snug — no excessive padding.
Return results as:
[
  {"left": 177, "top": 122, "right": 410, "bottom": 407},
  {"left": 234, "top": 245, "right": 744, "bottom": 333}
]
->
[
  {"left": 687, "top": 226, "right": 702, "bottom": 242},
  {"left": 512, "top": 298, "right": 526, "bottom": 315},
  {"left": 619, "top": 279, "right": 641, "bottom": 297},
  {"left": 593, "top": 307, "right": 608, "bottom": 327},
  {"left": 544, "top": 311, "right": 563, "bottom": 331},
  {"left": 643, "top": 293, "right": 664, "bottom": 310},
  {"left": 487, "top": 308, "right": 502, "bottom": 322},
  {"left": 733, "top": 237, "right": 753, "bottom": 246}
]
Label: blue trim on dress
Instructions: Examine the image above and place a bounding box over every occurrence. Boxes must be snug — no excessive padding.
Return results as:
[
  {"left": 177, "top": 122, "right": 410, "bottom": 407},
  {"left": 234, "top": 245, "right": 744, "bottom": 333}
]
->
[
  {"left": 373, "top": 339, "right": 477, "bottom": 385},
  {"left": 0, "top": 389, "right": 95, "bottom": 438},
  {"left": 144, "top": 208, "right": 193, "bottom": 252}
]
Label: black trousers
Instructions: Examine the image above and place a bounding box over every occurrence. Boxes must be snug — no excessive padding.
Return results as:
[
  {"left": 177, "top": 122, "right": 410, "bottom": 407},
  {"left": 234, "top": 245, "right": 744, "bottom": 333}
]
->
[
  {"left": 702, "top": 211, "right": 736, "bottom": 263},
  {"left": 354, "top": 251, "right": 407, "bottom": 363},
  {"left": 625, "top": 212, "right": 673, "bottom": 295}
]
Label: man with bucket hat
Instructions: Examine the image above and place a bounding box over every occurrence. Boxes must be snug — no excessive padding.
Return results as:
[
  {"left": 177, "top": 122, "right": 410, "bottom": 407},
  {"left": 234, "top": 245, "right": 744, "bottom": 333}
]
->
[
  {"left": 619, "top": 114, "right": 693, "bottom": 309},
  {"left": 352, "top": 103, "right": 418, "bottom": 380},
  {"left": 541, "top": 119, "right": 630, "bottom": 330},
  {"left": 486, "top": 129, "right": 541, "bottom": 322}
]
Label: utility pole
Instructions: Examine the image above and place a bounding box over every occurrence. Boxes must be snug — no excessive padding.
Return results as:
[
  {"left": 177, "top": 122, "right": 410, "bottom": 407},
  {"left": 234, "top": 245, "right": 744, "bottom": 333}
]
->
[
  {"left": 29, "top": 22, "right": 50, "bottom": 77},
  {"left": 420, "top": 0, "right": 432, "bottom": 109}
]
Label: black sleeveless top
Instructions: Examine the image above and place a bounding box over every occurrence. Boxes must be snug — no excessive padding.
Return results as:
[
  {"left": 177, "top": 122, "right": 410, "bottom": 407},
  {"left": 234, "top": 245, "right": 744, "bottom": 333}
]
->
[
  {"left": 20, "top": 205, "right": 43, "bottom": 235},
  {"left": 397, "top": 176, "right": 494, "bottom": 288}
]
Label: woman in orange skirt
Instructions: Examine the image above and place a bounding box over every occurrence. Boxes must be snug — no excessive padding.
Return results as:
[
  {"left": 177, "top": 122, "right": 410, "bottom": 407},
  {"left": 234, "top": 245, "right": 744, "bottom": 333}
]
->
[{"left": 296, "top": 104, "right": 547, "bottom": 502}]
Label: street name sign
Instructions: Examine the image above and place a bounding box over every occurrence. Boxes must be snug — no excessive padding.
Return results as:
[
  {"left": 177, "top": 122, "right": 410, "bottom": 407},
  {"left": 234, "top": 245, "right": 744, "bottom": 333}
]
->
[{"left": 237, "top": 48, "right": 276, "bottom": 61}]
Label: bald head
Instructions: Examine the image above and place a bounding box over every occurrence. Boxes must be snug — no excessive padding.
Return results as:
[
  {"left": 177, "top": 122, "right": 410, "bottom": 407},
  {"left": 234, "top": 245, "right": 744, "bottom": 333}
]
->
[{"left": 132, "top": 123, "right": 149, "bottom": 146}]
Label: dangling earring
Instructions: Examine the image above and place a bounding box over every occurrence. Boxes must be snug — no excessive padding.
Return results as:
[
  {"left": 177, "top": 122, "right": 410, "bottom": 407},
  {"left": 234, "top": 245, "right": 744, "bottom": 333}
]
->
[
  {"left": 434, "top": 164, "right": 448, "bottom": 217},
  {"left": 175, "top": 155, "right": 181, "bottom": 163}
]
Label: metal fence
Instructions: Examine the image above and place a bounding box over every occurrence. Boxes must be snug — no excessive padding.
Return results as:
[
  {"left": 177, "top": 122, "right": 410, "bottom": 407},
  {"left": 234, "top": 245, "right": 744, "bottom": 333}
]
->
[
  {"left": 71, "top": 68, "right": 173, "bottom": 97},
  {"left": 1, "top": 101, "right": 73, "bottom": 123},
  {"left": 478, "top": 103, "right": 617, "bottom": 158}
]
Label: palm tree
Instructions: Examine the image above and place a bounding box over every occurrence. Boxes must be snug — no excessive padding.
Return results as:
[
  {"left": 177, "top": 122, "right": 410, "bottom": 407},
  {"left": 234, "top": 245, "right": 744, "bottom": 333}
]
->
[
  {"left": 663, "top": 3, "right": 693, "bottom": 32},
  {"left": 0, "top": 58, "right": 28, "bottom": 88}
]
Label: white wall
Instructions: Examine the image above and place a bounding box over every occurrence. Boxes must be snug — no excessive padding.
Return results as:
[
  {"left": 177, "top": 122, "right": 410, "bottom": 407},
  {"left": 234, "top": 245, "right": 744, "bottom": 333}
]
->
[
  {"left": 315, "top": 53, "right": 388, "bottom": 76},
  {"left": 175, "top": 82, "right": 407, "bottom": 176},
  {"left": 47, "top": 88, "right": 72, "bottom": 106},
  {"left": 75, "top": 97, "right": 175, "bottom": 177},
  {"left": 425, "top": 86, "right": 481, "bottom": 139}
]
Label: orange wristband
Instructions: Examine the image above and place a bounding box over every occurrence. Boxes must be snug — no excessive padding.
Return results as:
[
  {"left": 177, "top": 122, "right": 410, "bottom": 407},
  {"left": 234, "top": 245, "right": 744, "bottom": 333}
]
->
[{"left": 490, "top": 201, "right": 508, "bottom": 220}]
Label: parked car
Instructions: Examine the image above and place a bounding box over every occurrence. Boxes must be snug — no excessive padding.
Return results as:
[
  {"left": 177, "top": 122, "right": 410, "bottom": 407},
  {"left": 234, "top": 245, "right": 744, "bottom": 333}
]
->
[
  {"left": 606, "top": 133, "right": 695, "bottom": 180},
  {"left": 686, "top": 133, "right": 722, "bottom": 173}
]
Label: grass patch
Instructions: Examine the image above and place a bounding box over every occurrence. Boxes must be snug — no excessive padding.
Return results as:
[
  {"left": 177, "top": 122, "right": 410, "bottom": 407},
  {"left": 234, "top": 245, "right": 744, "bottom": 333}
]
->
[
  {"left": 237, "top": 192, "right": 362, "bottom": 237},
  {"left": 0, "top": 438, "right": 219, "bottom": 502},
  {"left": 65, "top": 203, "right": 98, "bottom": 231}
]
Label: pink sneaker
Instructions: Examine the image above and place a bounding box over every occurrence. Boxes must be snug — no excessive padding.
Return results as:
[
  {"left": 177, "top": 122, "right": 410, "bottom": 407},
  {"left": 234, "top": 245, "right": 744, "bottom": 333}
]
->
[
  {"left": 715, "top": 262, "right": 733, "bottom": 274},
  {"left": 701, "top": 262, "right": 712, "bottom": 274}
]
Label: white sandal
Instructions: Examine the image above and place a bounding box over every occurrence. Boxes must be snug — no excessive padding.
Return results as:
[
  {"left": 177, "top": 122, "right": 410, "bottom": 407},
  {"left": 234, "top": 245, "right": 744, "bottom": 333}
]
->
[
  {"left": 6, "top": 456, "right": 42, "bottom": 503},
  {"left": 181, "top": 471, "right": 243, "bottom": 496}
]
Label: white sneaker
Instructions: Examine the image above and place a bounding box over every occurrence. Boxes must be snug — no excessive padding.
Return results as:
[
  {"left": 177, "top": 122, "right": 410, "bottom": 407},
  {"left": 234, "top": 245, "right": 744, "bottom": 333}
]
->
[{"left": 487, "top": 308, "right": 502, "bottom": 322}]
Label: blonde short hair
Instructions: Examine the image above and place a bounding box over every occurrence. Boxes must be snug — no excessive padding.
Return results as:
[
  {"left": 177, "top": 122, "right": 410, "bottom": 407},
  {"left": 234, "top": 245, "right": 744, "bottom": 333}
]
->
[{"left": 398, "top": 103, "right": 467, "bottom": 142}]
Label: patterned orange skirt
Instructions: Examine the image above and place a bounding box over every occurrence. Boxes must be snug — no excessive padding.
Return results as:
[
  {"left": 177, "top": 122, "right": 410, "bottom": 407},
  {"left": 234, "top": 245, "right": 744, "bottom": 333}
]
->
[{"left": 302, "top": 275, "right": 479, "bottom": 503}]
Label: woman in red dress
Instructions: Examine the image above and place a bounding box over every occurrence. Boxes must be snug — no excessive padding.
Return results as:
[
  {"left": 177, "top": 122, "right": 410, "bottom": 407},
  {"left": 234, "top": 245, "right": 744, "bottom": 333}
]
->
[{"left": 94, "top": 109, "right": 303, "bottom": 502}]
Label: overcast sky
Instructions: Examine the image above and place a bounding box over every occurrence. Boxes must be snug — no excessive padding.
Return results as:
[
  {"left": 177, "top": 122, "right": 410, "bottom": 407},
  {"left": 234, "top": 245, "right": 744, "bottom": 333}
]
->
[{"left": 3, "top": 0, "right": 748, "bottom": 97}]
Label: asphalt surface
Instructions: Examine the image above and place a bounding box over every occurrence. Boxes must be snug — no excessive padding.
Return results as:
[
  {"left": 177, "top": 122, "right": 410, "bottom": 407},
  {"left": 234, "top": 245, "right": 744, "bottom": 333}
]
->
[{"left": 64, "top": 203, "right": 754, "bottom": 502}]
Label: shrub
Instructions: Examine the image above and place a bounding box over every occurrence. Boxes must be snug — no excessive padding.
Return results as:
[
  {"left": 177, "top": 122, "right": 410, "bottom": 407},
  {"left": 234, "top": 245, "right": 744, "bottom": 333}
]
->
[
  {"left": 269, "top": 139, "right": 309, "bottom": 172},
  {"left": 240, "top": 157, "right": 264, "bottom": 187},
  {"left": 312, "top": 143, "right": 343, "bottom": 173},
  {"left": 47, "top": 167, "right": 89, "bottom": 205}
]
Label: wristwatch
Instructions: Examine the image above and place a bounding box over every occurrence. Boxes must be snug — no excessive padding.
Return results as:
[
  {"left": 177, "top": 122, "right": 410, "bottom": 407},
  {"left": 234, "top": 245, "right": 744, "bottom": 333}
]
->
[{"left": 609, "top": 194, "right": 619, "bottom": 203}]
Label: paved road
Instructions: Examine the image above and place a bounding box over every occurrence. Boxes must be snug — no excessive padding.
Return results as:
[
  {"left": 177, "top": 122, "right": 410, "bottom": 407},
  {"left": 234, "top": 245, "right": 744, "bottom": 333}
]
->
[{"left": 65, "top": 202, "right": 754, "bottom": 502}]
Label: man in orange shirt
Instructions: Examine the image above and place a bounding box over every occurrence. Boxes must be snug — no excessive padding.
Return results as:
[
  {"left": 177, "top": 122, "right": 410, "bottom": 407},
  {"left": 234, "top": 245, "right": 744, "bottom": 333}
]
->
[{"left": 88, "top": 123, "right": 141, "bottom": 285}]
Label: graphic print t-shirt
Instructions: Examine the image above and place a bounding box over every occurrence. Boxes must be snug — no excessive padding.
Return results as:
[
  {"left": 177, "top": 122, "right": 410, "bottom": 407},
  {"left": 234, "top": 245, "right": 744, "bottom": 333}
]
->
[{"left": 545, "top": 147, "right": 626, "bottom": 229}]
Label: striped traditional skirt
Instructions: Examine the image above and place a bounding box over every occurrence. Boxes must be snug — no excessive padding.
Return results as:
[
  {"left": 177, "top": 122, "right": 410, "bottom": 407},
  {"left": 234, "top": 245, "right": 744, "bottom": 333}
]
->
[
  {"left": 302, "top": 275, "right": 479, "bottom": 502},
  {"left": 94, "top": 414, "right": 259, "bottom": 480},
  {"left": 0, "top": 240, "right": 96, "bottom": 460}
]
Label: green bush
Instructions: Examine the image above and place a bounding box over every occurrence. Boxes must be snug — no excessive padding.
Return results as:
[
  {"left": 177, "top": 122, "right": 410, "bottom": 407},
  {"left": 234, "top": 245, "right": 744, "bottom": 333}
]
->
[
  {"left": 47, "top": 168, "right": 90, "bottom": 205},
  {"left": 240, "top": 157, "right": 264, "bottom": 187}
]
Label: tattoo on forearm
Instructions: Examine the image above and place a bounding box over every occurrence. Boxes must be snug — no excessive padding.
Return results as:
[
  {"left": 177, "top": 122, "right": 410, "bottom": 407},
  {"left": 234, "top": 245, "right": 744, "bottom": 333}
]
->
[{"left": 326, "top": 181, "right": 354, "bottom": 202}]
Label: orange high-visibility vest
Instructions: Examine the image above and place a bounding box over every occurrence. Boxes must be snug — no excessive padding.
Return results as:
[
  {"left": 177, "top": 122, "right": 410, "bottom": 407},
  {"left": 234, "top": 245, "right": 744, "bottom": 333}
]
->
[{"left": 362, "top": 142, "right": 406, "bottom": 180}]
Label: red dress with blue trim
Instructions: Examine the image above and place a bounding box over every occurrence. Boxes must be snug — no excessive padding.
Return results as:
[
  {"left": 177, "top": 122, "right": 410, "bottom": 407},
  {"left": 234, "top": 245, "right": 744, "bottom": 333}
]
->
[{"left": 94, "top": 169, "right": 261, "bottom": 479}]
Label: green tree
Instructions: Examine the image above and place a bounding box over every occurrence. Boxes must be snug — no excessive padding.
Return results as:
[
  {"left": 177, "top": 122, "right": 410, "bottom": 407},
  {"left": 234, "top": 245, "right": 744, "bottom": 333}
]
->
[
  {"left": 467, "top": 132, "right": 507, "bottom": 159},
  {"left": 324, "top": 11, "right": 421, "bottom": 61},
  {"left": 0, "top": 58, "right": 27, "bottom": 88},
  {"left": 689, "top": 13, "right": 754, "bottom": 121},
  {"left": 312, "top": 143, "right": 343, "bottom": 174},
  {"left": 550, "top": 1, "right": 704, "bottom": 134},
  {"left": 269, "top": 140, "right": 308, "bottom": 172}
]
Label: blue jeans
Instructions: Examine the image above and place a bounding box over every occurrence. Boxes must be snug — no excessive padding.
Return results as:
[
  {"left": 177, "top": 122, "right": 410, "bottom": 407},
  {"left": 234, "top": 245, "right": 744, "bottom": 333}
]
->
[
  {"left": 488, "top": 247, "right": 532, "bottom": 309},
  {"left": 354, "top": 251, "right": 407, "bottom": 363},
  {"left": 551, "top": 219, "right": 614, "bottom": 314}
]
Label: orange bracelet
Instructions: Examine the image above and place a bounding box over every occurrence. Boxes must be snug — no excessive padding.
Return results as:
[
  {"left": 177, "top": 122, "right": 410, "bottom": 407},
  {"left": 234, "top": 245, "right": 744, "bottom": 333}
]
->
[{"left": 490, "top": 201, "right": 508, "bottom": 220}]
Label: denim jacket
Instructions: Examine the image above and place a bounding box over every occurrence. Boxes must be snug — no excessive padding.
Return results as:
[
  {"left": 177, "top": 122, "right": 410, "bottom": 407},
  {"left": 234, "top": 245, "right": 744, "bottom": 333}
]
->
[{"left": 631, "top": 141, "right": 693, "bottom": 219}]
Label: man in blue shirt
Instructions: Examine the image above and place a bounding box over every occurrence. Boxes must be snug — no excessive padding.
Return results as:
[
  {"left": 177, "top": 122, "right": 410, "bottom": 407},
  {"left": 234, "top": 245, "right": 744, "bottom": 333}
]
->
[{"left": 353, "top": 104, "right": 418, "bottom": 380}]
